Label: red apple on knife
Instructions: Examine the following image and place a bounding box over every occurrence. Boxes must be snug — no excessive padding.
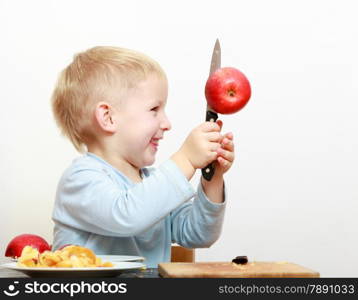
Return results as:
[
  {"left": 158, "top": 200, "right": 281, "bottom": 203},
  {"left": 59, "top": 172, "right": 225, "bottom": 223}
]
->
[
  {"left": 5, "top": 234, "right": 51, "bottom": 258},
  {"left": 205, "top": 67, "right": 251, "bottom": 114}
]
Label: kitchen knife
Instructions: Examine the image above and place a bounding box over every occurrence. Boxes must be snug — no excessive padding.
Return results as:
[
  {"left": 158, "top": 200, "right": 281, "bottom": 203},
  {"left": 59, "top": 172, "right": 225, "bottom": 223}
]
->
[{"left": 202, "top": 39, "right": 221, "bottom": 181}]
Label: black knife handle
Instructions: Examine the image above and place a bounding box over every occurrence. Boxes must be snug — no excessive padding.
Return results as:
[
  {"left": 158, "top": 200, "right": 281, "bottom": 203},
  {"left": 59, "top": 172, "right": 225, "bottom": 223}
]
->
[
  {"left": 205, "top": 110, "right": 218, "bottom": 123},
  {"left": 202, "top": 110, "right": 219, "bottom": 181}
]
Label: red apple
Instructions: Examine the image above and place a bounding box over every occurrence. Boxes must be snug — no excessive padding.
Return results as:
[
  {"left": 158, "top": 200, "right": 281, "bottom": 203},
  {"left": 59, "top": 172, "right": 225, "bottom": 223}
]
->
[
  {"left": 5, "top": 234, "right": 51, "bottom": 258},
  {"left": 205, "top": 67, "right": 251, "bottom": 114}
]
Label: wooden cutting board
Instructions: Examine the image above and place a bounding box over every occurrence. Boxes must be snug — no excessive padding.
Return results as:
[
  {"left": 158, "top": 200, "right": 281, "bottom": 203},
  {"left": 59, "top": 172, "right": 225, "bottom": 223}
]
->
[{"left": 158, "top": 262, "right": 320, "bottom": 278}]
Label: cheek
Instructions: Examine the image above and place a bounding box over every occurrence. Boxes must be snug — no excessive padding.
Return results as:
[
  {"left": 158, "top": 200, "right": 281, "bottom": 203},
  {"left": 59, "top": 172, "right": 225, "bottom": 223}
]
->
[
  {"left": 120, "top": 113, "right": 159, "bottom": 143},
  {"left": 130, "top": 118, "right": 158, "bottom": 143},
  {"left": 140, "top": 115, "right": 160, "bottom": 134}
]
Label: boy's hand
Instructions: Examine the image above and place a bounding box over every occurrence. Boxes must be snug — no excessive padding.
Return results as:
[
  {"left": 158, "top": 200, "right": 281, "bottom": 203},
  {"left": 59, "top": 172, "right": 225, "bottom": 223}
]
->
[
  {"left": 182, "top": 121, "right": 223, "bottom": 169},
  {"left": 171, "top": 121, "right": 222, "bottom": 180},
  {"left": 201, "top": 120, "right": 235, "bottom": 203},
  {"left": 214, "top": 124, "right": 235, "bottom": 175}
]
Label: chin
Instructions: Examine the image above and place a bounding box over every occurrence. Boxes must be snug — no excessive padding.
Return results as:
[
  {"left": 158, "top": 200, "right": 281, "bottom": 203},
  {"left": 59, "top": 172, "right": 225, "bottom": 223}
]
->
[
  {"left": 144, "top": 160, "right": 155, "bottom": 167},
  {"left": 142, "top": 157, "right": 156, "bottom": 167}
]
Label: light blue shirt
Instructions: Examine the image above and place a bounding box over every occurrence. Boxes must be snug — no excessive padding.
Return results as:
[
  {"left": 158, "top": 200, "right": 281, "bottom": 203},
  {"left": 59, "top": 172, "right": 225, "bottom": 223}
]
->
[{"left": 52, "top": 152, "right": 226, "bottom": 267}]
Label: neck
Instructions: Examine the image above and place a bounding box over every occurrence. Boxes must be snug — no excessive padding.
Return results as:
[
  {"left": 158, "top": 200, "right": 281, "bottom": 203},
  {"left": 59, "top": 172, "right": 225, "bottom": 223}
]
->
[{"left": 87, "top": 145, "right": 142, "bottom": 183}]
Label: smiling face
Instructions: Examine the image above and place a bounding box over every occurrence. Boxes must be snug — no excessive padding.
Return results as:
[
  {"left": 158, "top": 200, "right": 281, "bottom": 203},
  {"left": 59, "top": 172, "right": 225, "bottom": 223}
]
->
[{"left": 114, "top": 74, "right": 171, "bottom": 168}]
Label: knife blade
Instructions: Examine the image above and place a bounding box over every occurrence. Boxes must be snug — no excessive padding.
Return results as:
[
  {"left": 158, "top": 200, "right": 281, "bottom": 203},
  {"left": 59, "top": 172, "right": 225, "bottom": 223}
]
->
[{"left": 202, "top": 39, "right": 221, "bottom": 181}]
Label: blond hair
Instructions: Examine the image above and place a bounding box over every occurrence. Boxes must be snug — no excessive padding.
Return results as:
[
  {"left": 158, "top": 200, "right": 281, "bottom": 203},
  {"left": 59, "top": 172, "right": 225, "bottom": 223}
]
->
[{"left": 51, "top": 46, "right": 166, "bottom": 152}]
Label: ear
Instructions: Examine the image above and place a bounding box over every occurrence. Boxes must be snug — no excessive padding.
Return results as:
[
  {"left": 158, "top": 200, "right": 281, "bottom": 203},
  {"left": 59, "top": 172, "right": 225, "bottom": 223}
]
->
[{"left": 94, "top": 102, "right": 117, "bottom": 133}]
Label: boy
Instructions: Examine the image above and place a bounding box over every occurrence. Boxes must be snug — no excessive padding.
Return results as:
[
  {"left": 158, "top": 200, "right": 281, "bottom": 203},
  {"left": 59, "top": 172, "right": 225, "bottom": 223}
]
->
[{"left": 51, "top": 46, "right": 235, "bottom": 267}]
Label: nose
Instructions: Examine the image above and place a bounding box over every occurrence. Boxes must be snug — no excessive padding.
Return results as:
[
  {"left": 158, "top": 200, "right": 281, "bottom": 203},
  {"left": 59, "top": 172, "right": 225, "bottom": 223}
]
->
[{"left": 160, "top": 112, "right": 172, "bottom": 131}]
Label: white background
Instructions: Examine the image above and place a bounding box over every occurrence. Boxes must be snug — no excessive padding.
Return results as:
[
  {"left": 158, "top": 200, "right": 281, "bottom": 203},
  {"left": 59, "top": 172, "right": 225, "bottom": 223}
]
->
[{"left": 0, "top": 0, "right": 357, "bottom": 277}]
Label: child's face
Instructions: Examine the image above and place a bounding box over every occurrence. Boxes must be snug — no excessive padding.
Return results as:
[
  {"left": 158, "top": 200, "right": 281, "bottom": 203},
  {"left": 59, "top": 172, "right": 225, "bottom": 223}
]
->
[{"left": 115, "top": 74, "right": 171, "bottom": 168}]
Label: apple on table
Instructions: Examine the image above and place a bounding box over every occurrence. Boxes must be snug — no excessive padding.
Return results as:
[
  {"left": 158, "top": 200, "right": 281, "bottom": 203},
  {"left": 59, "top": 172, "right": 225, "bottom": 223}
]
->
[{"left": 5, "top": 234, "right": 51, "bottom": 258}]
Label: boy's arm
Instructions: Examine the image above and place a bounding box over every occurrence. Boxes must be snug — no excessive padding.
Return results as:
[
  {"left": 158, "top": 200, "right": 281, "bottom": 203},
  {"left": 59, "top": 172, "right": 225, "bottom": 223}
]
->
[
  {"left": 170, "top": 151, "right": 195, "bottom": 181},
  {"left": 52, "top": 160, "right": 195, "bottom": 238},
  {"left": 200, "top": 174, "right": 224, "bottom": 203},
  {"left": 171, "top": 152, "right": 225, "bottom": 204},
  {"left": 170, "top": 130, "right": 233, "bottom": 248},
  {"left": 170, "top": 179, "right": 226, "bottom": 248}
]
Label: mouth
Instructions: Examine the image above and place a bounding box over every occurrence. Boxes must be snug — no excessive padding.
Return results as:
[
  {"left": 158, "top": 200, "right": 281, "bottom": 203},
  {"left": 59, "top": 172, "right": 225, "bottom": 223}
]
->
[{"left": 150, "top": 137, "right": 161, "bottom": 149}]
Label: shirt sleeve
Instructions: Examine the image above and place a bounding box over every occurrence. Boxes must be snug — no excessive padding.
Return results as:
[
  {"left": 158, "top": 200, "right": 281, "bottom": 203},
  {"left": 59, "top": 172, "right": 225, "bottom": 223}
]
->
[
  {"left": 52, "top": 159, "right": 195, "bottom": 237},
  {"left": 170, "top": 180, "right": 227, "bottom": 248}
]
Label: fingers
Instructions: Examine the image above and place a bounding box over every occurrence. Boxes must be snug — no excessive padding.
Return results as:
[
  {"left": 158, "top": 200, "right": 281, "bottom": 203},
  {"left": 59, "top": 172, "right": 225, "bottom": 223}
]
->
[
  {"left": 203, "top": 120, "right": 226, "bottom": 142},
  {"left": 199, "top": 122, "right": 235, "bottom": 168},
  {"left": 203, "top": 149, "right": 219, "bottom": 165},
  {"left": 221, "top": 133, "right": 234, "bottom": 151},
  {"left": 224, "top": 131, "right": 233, "bottom": 140},
  {"left": 202, "top": 120, "right": 222, "bottom": 132},
  {"left": 209, "top": 142, "right": 221, "bottom": 152},
  {"left": 216, "top": 147, "right": 234, "bottom": 162},
  {"left": 206, "top": 131, "right": 234, "bottom": 155},
  {"left": 216, "top": 132, "right": 234, "bottom": 169},
  {"left": 206, "top": 131, "right": 222, "bottom": 142},
  {"left": 217, "top": 156, "right": 230, "bottom": 167}
]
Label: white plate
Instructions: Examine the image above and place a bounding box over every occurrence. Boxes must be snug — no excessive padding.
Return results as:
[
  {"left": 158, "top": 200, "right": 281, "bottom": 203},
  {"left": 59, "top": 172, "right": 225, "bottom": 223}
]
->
[
  {"left": 0, "top": 262, "right": 146, "bottom": 278},
  {"left": 10, "top": 255, "right": 145, "bottom": 263},
  {"left": 97, "top": 255, "right": 145, "bottom": 262}
]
